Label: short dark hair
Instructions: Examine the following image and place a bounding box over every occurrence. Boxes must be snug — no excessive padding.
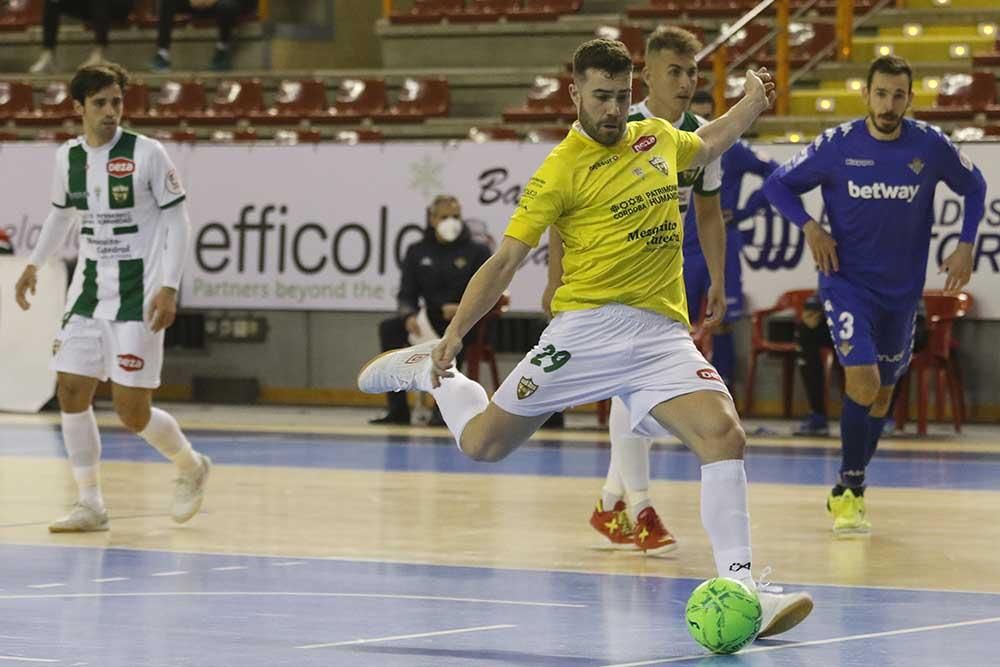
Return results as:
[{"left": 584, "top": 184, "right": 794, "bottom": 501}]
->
[
  {"left": 572, "top": 38, "right": 633, "bottom": 81},
  {"left": 865, "top": 55, "right": 912, "bottom": 91},
  {"left": 69, "top": 62, "right": 129, "bottom": 105},
  {"left": 429, "top": 194, "right": 459, "bottom": 219},
  {"left": 646, "top": 25, "right": 702, "bottom": 60}
]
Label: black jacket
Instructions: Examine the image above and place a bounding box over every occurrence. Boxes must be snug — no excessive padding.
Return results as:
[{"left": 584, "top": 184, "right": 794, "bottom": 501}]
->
[{"left": 397, "top": 224, "right": 491, "bottom": 335}]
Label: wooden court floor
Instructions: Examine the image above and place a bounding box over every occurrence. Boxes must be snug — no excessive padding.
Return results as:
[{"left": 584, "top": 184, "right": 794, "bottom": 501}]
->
[{"left": 1, "top": 406, "right": 999, "bottom": 666}]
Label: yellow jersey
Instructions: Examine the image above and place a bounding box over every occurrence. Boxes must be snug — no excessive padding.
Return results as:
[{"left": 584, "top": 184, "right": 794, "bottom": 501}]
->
[{"left": 506, "top": 118, "right": 703, "bottom": 326}]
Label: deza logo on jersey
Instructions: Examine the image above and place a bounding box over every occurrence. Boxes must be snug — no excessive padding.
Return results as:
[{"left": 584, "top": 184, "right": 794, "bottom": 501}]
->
[
  {"left": 107, "top": 157, "right": 135, "bottom": 178},
  {"left": 847, "top": 180, "right": 920, "bottom": 203},
  {"left": 632, "top": 136, "right": 657, "bottom": 153}
]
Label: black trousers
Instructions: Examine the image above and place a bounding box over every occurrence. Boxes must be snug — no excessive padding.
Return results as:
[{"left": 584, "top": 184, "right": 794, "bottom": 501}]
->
[
  {"left": 43, "top": 0, "right": 133, "bottom": 49},
  {"left": 376, "top": 316, "right": 472, "bottom": 418},
  {"left": 157, "top": 0, "right": 255, "bottom": 50}
]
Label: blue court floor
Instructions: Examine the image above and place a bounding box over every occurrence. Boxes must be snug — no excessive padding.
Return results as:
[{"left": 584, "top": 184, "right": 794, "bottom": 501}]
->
[{"left": 2, "top": 414, "right": 999, "bottom": 666}]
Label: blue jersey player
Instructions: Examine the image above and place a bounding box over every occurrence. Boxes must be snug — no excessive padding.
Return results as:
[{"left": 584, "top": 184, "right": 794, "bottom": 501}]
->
[
  {"left": 688, "top": 90, "right": 781, "bottom": 388},
  {"left": 764, "top": 56, "right": 986, "bottom": 536}
]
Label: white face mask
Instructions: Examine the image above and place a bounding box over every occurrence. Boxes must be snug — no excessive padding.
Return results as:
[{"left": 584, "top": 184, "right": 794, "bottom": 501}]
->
[{"left": 436, "top": 216, "right": 463, "bottom": 243}]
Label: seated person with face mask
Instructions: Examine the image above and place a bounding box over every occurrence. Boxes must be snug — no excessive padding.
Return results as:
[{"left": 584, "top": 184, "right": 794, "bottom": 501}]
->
[{"left": 370, "top": 194, "right": 492, "bottom": 425}]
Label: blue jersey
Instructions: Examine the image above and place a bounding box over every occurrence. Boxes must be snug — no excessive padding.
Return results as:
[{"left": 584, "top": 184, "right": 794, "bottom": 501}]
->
[
  {"left": 721, "top": 140, "right": 779, "bottom": 224},
  {"left": 763, "top": 118, "right": 986, "bottom": 306}
]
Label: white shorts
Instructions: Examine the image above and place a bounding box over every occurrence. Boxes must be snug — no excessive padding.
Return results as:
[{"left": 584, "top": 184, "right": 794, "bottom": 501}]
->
[
  {"left": 51, "top": 314, "right": 164, "bottom": 389},
  {"left": 492, "top": 304, "right": 731, "bottom": 433}
]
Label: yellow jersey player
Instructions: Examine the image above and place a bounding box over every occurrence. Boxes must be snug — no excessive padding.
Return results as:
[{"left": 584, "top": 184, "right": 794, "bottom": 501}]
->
[
  {"left": 358, "top": 38, "right": 812, "bottom": 639},
  {"left": 14, "top": 63, "right": 211, "bottom": 532}
]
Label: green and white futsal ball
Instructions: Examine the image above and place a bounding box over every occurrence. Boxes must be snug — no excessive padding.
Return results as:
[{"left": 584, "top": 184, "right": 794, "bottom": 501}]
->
[{"left": 684, "top": 577, "right": 762, "bottom": 654}]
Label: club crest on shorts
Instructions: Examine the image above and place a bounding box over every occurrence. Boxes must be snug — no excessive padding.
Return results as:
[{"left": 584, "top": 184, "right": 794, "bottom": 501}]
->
[
  {"left": 696, "top": 367, "right": 723, "bottom": 382},
  {"left": 838, "top": 341, "right": 854, "bottom": 357},
  {"left": 516, "top": 376, "right": 538, "bottom": 400},
  {"left": 117, "top": 354, "right": 145, "bottom": 372}
]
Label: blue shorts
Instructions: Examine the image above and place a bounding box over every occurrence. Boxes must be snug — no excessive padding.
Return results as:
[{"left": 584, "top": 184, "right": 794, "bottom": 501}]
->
[
  {"left": 683, "top": 226, "right": 745, "bottom": 324},
  {"left": 819, "top": 278, "right": 917, "bottom": 385}
]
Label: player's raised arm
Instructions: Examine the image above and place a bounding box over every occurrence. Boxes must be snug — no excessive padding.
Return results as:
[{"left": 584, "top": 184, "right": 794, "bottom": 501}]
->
[
  {"left": 691, "top": 68, "right": 775, "bottom": 167},
  {"left": 432, "top": 235, "right": 532, "bottom": 385}
]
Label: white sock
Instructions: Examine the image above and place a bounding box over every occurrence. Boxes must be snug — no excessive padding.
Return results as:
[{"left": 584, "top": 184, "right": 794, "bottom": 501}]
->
[
  {"left": 430, "top": 370, "right": 489, "bottom": 451},
  {"left": 61, "top": 409, "right": 104, "bottom": 512},
  {"left": 610, "top": 397, "right": 653, "bottom": 519},
  {"left": 138, "top": 408, "right": 200, "bottom": 474},
  {"left": 701, "top": 459, "right": 754, "bottom": 589}
]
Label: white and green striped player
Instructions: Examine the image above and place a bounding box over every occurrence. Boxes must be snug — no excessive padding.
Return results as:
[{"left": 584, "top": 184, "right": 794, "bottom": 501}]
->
[{"left": 14, "top": 63, "right": 211, "bottom": 533}]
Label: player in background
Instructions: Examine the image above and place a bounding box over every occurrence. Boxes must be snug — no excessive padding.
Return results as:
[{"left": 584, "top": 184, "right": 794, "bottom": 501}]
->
[
  {"left": 360, "top": 38, "right": 813, "bottom": 638},
  {"left": 14, "top": 63, "right": 211, "bottom": 533},
  {"left": 763, "top": 55, "right": 986, "bottom": 535}
]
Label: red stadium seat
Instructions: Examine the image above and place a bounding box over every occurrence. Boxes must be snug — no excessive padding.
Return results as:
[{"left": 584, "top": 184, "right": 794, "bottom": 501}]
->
[
  {"left": 333, "top": 129, "right": 385, "bottom": 144},
  {"left": 372, "top": 77, "right": 449, "bottom": 122},
  {"left": 389, "top": 0, "right": 464, "bottom": 24},
  {"left": 895, "top": 291, "right": 973, "bottom": 436},
  {"left": 123, "top": 82, "right": 151, "bottom": 122},
  {"left": 133, "top": 80, "right": 206, "bottom": 125},
  {"left": 509, "top": 0, "right": 581, "bottom": 20},
  {"left": 744, "top": 289, "right": 837, "bottom": 417},
  {"left": 274, "top": 128, "right": 323, "bottom": 144},
  {"left": 502, "top": 74, "right": 574, "bottom": 122},
  {"left": 464, "top": 293, "right": 509, "bottom": 390},
  {"left": 0, "top": 0, "right": 42, "bottom": 31},
  {"left": 446, "top": 0, "right": 520, "bottom": 23},
  {"left": 469, "top": 125, "right": 521, "bottom": 141},
  {"left": 972, "top": 39, "right": 1000, "bottom": 67},
  {"left": 35, "top": 129, "right": 79, "bottom": 142},
  {"left": 210, "top": 127, "right": 258, "bottom": 143},
  {"left": 0, "top": 81, "right": 34, "bottom": 120},
  {"left": 250, "top": 79, "right": 328, "bottom": 124},
  {"left": 914, "top": 71, "right": 997, "bottom": 122},
  {"left": 153, "top": 128, "right": 198, "bottom": 142},
  {"left": 15, "top": 82, "right": 74, "bottom": 125},
  {"left": 189, "top": 79, "right": 265, "bottom": 125},
  {"left": 626, "top": 0, "right": 685, "bottom": 19},
  {"left": 313, "top": 78, "right": 387, "bottom": 123}
]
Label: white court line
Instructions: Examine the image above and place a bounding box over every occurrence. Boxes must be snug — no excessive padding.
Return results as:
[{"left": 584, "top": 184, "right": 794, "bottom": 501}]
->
[
  {"left": 0, "top": 656, "right": 59, "bottom": 663},
  {"left": 91, "top": 578, "right": 128, "bottom": 583},
  {"left": 26, "top": 584, "right": 64, "bottom": 589},
  {"left": 211, "top": 566, "right": 247, "bottom": 571},
  {"left": 0, "top": 591, "right": 584, "bottom": 608},
  {"left": 150, "top": 571, "right": 187, "bottom": 577},
  {"left": 271, "top": 562, "right": 305, "bottom": 567},
  {"left": 296, "top": 623, "right": 516, "bottom": 650},
  {"left": 600, "top": 615, "right": 1000, "bottom": 666}
]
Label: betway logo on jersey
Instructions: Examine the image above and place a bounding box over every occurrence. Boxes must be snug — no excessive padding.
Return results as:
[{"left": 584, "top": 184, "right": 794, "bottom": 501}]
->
[
  {"left": 107, "top": 157, "right": 135, "bottom": 178},
  {"left": 632, "top": 135, "right": 657, "bottom": 152},
  {"left": 847, "top": 180, "right": 920, "bottom": 203}
]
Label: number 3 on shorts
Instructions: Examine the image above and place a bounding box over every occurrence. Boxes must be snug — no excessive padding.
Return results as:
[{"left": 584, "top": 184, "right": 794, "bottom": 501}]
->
[{"left": 530, "top": 344, "right": 572, "bottom": 373}]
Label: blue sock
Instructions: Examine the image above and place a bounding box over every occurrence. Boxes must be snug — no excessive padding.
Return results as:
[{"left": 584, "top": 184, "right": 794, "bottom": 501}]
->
[
  {"left": 839, "top": 396, "right": 871, "bottom": 489},
  {"left": 711, "top": 332, "right": 735, "bottom": 386},
  {"left": 864, "top": 415, "right": 887, "bottom": 467}
]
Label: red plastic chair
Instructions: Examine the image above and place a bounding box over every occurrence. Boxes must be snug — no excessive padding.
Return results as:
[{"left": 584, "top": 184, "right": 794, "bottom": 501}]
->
[
  {"left": 0, "top": 0, "right": 42, "bottom": 30},
  {"left": 123, "top": 82, "right": 150, "bottom": 122},
  {"left": 509, "top": 0, "right": 580, "bottom": 20},
  {"left": 502, "top": 75, "right": 574, "bottom": 122},
  {"left": 469, "top": 125, "right": 520, "bottom": 141},
  {"left": 251, "top": 79, "right": 328, "bottom": 124},
  {"left": 894, "top": 291, "right": 973, "bottom": 436},
  {"left": 626, "top": 0, "right": 685, "bottom": 19},
  {"left": 372, "top": 77, "right": 449, "bottom": 122},
  {"left": 446, "top": 0, "right": 520, "bottom": 22},
  {"left": 914, "top": 71, "right": 997, "bottom": 122},
  {"left": 15, "top": 82, "right": 73, "bottom": 125},
  {"left": 189, "top": 79, "right": 265, "bottom": 125},
  {"left": 465, "top": 293, "right": 510, "bottom": 390},
  {"left": 744, "top": 289, "right": 836, "bottom": 417},
  {"left": 0, "top": 81, "right": 34, "bottom": 120},
  {"left": 134, "top": 80, "right": 206, "bottom": 125},
  {"left": 390, "top": 0, "right": 464, "bottom": 24},
  {"left": 314, "top": 78, "right": 386, "bottom": 123}
]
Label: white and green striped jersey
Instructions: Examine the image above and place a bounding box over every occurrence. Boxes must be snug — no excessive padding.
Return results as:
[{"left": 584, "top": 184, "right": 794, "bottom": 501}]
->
[
  {"left": 50, "top": 128, "right": 186, "bottom": 322},
  {"left": 628, "top": 100, "right": 722, "bottom": 218}
]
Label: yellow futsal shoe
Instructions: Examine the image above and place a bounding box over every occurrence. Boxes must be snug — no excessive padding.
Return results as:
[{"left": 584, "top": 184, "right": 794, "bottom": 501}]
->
[{"left": 826, "top": 488, "right": 872, "bottom": 536}]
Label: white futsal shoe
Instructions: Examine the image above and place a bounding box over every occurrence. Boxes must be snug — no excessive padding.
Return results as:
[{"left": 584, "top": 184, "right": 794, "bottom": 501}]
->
[
  {"left": 172, "top": 453, "right": 212, "bottom": 523},
  {"left": 357, "top": 340, "right": 440, "bottom": 394},
  {"left": 49, "top": 502, "right": 109, "bottom": 533},
  {"left": 757, "top": 589, "right": 814, "bottom": 638}
]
